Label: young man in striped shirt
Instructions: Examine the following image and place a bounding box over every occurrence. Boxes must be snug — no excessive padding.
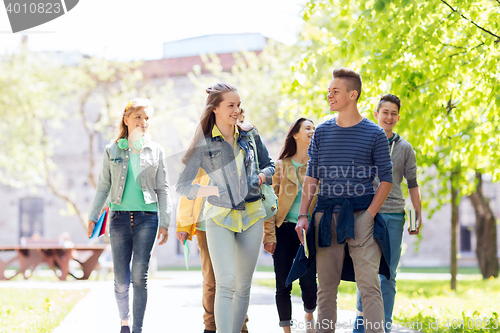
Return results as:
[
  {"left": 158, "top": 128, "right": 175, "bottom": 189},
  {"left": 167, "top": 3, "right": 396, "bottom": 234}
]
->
[{"left": 296, "top": 68, "right": 393, "bottom": 333}]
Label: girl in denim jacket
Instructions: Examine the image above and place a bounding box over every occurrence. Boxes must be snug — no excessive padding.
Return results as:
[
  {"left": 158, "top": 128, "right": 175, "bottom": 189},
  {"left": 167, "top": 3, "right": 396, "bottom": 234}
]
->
[
  {"left": 176, "top": 83, "right": 275, "bottom": 333},
  {"left": 87, "top": 98, "right": 172, "bottom": 333}
]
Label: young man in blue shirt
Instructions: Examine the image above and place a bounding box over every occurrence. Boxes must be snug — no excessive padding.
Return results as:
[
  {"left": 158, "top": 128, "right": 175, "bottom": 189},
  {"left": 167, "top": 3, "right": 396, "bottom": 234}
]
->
[{"left": 296, "top": 68, "right": 393, "bottom": 333}]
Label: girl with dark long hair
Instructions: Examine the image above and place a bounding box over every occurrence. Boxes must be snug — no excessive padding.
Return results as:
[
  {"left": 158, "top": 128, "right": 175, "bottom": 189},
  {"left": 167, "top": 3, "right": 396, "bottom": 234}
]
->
[{"left": 263, "top": 118, "right": 317, "bottom": 333}]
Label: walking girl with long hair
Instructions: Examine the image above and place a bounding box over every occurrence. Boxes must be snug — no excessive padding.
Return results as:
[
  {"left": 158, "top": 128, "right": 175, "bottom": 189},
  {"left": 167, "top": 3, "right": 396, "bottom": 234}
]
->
[
  {"left": 263, "top": 118, "right": 318, "bottom": 333},
  {"left": 176, "top": 83, "right": 275, "bottom": 333}
]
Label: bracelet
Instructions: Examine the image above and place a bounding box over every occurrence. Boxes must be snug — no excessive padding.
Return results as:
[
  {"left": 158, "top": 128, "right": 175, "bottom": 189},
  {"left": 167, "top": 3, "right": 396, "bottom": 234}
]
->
[
  {"left": 257, "top": 174, "right": 263, "bottom": 184},
  {"left": 88, "top": 221, "right": 96, "bottom": 225},
  {"left": 297, "top": 214, "right": 308, "bottom": 219}
]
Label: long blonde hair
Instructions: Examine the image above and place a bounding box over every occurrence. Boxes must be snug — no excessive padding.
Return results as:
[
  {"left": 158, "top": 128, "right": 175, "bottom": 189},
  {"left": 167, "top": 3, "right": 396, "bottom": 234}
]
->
[
  {"left": 182, "top": 83, "right": 253, "bottom": 164},
  {"left": 116, "top": 98, "right": 154, "bottom": 142}
]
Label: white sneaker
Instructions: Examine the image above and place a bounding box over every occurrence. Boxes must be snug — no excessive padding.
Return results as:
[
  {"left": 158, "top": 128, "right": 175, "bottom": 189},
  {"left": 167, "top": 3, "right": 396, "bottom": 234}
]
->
[{"left": 305, "top": 317, "right": 315, "bottom": 333}]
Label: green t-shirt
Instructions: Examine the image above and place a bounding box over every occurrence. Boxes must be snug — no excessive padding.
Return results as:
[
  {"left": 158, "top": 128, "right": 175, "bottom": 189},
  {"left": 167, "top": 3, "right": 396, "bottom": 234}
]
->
[
  {"left": 111, "top": 153, "right": 158, "bottom": 212},
  {"left": 284, "top": 159, "right": 305, "bottom": 223}
]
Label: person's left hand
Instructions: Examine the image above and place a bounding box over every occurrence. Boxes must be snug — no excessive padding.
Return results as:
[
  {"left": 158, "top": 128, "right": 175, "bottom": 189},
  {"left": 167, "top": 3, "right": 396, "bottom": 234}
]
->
[
  {"left": 158, "top": 227, "right": 168, "bottom": 245},
  {"left": 408, "top": 218, "right": 422, "bottom": 235},
  {"left": 264, "top": 242, "right": 276, "bottom": 255}
]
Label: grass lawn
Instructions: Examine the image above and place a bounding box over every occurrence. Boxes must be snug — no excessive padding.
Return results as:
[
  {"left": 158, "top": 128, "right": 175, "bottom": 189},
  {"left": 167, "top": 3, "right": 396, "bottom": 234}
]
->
[
  {"left": 255, "top": 277, "right": 500, "bottom": 332},
  {"left": 398, "top": 266, "right": 481, "bottom": 275},
  {"left": 0, "top": 288, "right": 88, "bottom": 333}
]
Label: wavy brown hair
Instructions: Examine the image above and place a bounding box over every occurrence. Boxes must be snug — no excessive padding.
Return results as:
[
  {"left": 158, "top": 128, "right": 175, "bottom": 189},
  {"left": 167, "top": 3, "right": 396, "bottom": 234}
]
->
[
  {"left": 278, "top": 118, "right": 314, "bottom": 160},
  {"left": 116, "top": 98, "right": 154, "bottom": 142},
  {"left": 182, "top": 83, "right": 254, "bottom": 164}
]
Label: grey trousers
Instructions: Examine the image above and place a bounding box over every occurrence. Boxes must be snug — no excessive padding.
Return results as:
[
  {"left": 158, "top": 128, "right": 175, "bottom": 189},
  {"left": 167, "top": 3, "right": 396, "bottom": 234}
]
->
[{"left": 315, "top": 210, "right": 384, "bottom": 333}]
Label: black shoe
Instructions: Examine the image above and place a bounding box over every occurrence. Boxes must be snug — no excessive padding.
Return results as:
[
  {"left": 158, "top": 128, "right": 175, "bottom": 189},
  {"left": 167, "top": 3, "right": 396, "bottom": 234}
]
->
[
  {"left": 203, "top": 330, "right": 216, "bottom": 333},
  {"left": 120, "top": 326, "right": 130, "bottom": 333}
]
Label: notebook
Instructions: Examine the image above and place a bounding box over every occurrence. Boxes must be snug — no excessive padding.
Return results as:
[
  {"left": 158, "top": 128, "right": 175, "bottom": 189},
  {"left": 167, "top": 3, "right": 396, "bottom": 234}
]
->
[{"left": 87, "top": 207, "right": 109, "bottom": 246}]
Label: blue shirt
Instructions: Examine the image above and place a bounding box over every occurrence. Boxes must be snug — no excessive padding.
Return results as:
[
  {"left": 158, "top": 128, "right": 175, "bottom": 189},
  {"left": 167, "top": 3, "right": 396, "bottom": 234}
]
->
[{"left": 306, "top": 117, "right": 393, "bottom": 199}]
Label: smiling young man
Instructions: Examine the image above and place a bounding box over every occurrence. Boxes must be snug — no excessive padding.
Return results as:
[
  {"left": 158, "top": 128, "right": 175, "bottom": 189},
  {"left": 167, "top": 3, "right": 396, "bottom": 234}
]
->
[
  {"left": 293, "top": 68, "right": 393, "bottom": 333},
  {"left": 353, "top": 94, "right": 422, "bottom": 333}
]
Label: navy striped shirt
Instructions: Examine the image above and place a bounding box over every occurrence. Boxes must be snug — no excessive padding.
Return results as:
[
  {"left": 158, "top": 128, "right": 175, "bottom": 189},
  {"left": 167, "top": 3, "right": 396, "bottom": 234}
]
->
[{"left": 307, "top": 117, "right": 392, "bottom": 198}]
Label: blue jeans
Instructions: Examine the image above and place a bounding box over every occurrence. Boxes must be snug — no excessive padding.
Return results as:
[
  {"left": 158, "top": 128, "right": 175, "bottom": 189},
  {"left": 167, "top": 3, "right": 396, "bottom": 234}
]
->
[
  {"left": 356, "top": 213, "right": 405, "bottom": 332},
  {"left": 273, "top": 222, "right": 317, "bottom": 327},
  {"left": 110, "top": 211, "right": 159, "bottom": 333}
]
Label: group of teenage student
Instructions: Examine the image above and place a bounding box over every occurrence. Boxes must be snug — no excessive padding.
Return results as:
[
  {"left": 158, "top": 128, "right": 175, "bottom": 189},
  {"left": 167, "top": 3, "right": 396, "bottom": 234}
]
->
[{"left": 87, "top": 67, "right": 422, "bottom": 333}]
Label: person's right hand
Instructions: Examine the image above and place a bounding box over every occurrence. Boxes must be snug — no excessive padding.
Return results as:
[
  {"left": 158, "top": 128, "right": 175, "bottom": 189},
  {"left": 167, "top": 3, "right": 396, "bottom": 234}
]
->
[
  {"left": 176, "top": 231, "right": 189, "bottom": 242},
  {"left": 264, "top": 242, "right": 276, "bottom": 255},
  {"left": 87, "top": 221, "right": 96, "bottom": 238},
  {"left": 295, "top": 217, "right": 309, "bottom": 245}
]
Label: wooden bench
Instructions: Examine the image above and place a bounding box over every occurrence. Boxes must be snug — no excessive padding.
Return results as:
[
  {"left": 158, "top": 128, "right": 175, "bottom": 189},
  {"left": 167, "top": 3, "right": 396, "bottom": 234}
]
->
[{"left": 0, "top": 239, "right": 106, "bottom": 281}]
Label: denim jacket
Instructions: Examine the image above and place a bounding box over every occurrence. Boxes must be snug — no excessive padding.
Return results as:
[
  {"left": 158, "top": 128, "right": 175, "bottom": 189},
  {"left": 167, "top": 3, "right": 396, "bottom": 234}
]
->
[
  {"left": 286, "top": 194, "right": 391, "bottom": 286},
  {"left": 88, "top": 141, "right": 172, "bottom": 229},
  {"left": 176, "top": 128, "right": 275, "bottom": 210}
]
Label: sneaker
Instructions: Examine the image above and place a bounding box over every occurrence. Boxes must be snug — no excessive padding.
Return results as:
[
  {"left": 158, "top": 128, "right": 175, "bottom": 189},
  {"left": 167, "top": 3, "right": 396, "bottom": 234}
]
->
[
  {"left": 120, "top": 326, "right": 130, "bottom": 333},
  {"left": 353, "top": 315, "right": 364, "bottom": 333},
  {"left": 305, "top": 319, "right": 315, "bottom": 333}
]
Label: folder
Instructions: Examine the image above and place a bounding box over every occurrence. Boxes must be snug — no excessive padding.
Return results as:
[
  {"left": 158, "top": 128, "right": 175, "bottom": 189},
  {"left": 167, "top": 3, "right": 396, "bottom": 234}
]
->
[
  {"left": 88, "top": 207, "right": 109, "bottom": 246},
  {"left": 303, "top": 229, "right": 309, "bottom": 258}
]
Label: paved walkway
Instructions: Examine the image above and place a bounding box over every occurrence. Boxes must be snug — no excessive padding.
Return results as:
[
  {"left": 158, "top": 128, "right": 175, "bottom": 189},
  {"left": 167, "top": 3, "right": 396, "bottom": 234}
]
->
[
  {"left": 53, "top": 271, "right": 356, "bottom": 333},
  {"left": 2, "top": 270, "right": 423, "bottom": 332}
]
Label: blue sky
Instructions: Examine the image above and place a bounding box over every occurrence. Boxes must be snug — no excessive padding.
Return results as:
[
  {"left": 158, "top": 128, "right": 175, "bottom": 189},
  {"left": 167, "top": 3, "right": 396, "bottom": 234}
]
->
[{"left": 0, "top": 0, "right": 305, "bottom": 60}]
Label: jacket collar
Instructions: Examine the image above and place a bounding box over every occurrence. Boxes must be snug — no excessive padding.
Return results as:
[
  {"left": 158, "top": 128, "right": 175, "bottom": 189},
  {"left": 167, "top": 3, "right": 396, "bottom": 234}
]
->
[{"left": 390, "top": 132, "right": 401, "bottom": 143}]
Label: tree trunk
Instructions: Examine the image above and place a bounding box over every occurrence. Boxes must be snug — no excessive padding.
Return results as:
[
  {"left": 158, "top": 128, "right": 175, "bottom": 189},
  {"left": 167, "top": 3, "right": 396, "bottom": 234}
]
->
[
  {"left": 468, "top": 171, "right": 499, "bottom": 279},
  {"left": 450, "top": 171, "right": 459, "bottom": 290}
]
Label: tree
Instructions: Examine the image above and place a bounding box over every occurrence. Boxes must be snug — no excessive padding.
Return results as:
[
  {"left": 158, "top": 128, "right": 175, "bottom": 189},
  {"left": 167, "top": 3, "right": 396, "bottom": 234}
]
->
[
  {"left": 0, "top": 46, "right": 178, "bottom": 228},
  {"left": 50, "top": 56, "right": 179, "bottom": 227},
  {"left": 468, "top": 172, "right": 499, "bottom": 279},
  {"left": 0, "top": 44, "right": 65, "bottom": 188},
  {"left": 289, "top": 0, "right": 500, "bottom": 287}
]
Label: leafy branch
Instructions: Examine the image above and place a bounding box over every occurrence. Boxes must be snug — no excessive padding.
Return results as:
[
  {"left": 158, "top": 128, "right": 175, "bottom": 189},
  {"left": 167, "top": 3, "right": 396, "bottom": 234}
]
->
[
  {"left": 447, "top": 42, "right": 485, "bottom": 58},
  {"left": 440, "top": 0, "right": 500, "bottom": 41}
]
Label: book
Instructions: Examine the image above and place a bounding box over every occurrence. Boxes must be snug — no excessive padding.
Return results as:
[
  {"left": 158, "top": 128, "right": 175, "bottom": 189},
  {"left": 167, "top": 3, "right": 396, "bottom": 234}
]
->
[
  {"left": 183, "top": 240, "right": 190, "bottom": 270},
  {"left": 303, "top": 229, "right": 309, "bottom": 258},
  {"left": 87, "top": 207, "right": 109, "bottom": 246},
  {"left": 407, "top": 207, "right": 417, "bottom": 232}
]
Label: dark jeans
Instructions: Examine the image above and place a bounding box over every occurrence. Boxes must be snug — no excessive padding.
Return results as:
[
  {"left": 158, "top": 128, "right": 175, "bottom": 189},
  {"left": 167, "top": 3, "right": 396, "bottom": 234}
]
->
[
  {"left": 110, "top": 211, "right": 158, "bottom": 333},
  {"left": 273, "top": 222, "right": 317, "bottom": 327}
]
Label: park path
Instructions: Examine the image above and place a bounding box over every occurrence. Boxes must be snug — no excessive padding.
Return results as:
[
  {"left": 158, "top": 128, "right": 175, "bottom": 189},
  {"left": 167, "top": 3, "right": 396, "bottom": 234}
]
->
[{"left": 2, "top": 270, "right": 423, "bottom": 332}]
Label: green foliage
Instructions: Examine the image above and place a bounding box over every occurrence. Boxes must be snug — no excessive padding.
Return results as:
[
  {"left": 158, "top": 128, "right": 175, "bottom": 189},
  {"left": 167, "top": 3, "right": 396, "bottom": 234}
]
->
[
  {"left": 0, "top": 48, "right": 66, "bottom": 187},
  {"left": 0, "top": 288, "right": 88, "bottom": 332},
  {"left": 0, "top": 47, "right": 178, "bottom": 225},
  {"left": 290, "top": 0, "right": 500, "bottom": 216}
]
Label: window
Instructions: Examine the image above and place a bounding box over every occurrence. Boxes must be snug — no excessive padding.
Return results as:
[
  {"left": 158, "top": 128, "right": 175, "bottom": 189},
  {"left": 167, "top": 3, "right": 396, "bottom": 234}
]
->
[
  {"left": 460, "top": 225, "right": 472, "bottom": 253},
  {"left": 19, "top": 197, "right": 44, "bottom": 241},
  {"left": 459, "top": 198, "right": 475, "bottom": 254}
]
